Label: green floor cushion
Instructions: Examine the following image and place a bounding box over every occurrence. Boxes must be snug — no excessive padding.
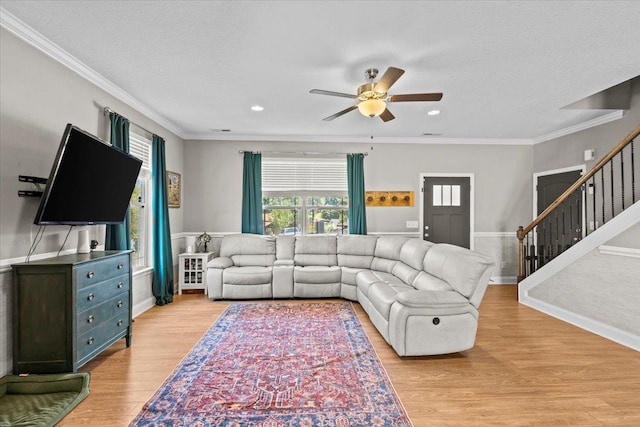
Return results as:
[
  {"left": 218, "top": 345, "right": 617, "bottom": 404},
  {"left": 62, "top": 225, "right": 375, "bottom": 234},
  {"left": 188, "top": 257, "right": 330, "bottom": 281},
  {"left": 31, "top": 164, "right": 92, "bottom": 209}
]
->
[{"left": 0, "top": 373, "right": 90, "bottom": 427}]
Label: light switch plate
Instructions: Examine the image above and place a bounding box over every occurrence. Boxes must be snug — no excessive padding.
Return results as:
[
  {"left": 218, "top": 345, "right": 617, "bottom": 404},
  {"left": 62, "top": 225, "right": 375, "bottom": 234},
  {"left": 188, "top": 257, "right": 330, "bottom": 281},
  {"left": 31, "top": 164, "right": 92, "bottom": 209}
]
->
[{"left": 406, "top": 220, "right": 419, "bottom": 229}]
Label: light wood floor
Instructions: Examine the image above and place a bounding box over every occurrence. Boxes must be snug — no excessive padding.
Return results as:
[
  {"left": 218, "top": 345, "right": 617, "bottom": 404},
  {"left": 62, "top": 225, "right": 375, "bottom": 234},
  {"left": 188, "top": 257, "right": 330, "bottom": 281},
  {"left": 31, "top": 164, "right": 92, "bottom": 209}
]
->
[{"left": 60, "top": 285, "right": 640, "bottom": 426}]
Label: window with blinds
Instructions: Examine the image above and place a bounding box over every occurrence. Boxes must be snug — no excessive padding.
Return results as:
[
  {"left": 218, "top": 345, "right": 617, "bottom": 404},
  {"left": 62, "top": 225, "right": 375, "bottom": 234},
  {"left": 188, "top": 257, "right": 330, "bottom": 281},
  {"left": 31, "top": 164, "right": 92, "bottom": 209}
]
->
[
  {"left": 262, "top": 157, "right": 347, "bottom": 195},
  {"left": 262, "top": 157, "right": 349, "bottom": 236},
  {"left": 128, "top": 131, "right": 152, "bottom": 269},
  {"left": 129, "top": 132, "right": 151, "bottom": 172}
]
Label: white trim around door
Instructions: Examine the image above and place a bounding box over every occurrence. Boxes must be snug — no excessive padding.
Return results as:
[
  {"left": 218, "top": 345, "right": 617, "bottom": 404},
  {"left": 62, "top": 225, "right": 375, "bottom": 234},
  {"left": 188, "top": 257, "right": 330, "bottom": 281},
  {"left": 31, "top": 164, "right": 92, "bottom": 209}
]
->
[
  {"left": 419, "top": 173, "right": 475, "bottom": 250},
  {"left": 532, "top": 164, "right": 586, "bottom": 221}
]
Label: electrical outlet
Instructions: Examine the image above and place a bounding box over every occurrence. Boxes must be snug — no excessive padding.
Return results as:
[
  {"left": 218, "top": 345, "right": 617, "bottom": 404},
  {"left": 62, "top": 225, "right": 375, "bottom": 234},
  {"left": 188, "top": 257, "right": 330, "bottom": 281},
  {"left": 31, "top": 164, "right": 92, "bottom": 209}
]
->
[
  {"left": 406, "top": 220, "right": 419, "bottom": 229},
  {"left": 501, "top": 261, "right": 507, "bottom": 269}
]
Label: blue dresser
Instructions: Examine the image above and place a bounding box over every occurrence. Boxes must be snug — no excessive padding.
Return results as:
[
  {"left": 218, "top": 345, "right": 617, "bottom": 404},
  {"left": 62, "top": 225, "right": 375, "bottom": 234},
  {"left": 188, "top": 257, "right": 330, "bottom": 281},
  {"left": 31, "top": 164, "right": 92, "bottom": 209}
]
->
[{"left": 12, "top": 251, "right": 132, "bottom": 374}]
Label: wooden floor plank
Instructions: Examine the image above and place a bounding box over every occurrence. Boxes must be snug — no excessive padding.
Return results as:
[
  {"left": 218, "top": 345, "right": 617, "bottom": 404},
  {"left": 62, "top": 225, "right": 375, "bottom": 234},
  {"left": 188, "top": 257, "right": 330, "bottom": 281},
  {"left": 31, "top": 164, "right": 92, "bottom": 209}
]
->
[{"left": 57, "top": 285, "right": 640, "bottom": 426}]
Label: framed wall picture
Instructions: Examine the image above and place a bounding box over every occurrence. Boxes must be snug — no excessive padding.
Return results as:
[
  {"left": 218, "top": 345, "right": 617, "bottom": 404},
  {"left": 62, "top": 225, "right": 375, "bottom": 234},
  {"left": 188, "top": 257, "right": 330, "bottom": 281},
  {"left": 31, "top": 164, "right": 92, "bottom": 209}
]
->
[{"left": 167, "top": 171, "right": 181, "bottom": 208}]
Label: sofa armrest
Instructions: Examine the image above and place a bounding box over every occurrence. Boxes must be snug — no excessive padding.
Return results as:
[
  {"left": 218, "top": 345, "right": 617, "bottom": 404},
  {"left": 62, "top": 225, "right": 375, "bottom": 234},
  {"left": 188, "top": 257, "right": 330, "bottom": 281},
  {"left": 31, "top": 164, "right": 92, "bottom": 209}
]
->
[
  {"left": 274, "top": 259, "right": 294, "bottom": 267},
  {"left": 208, "top": 257, "right": 233, "bottom": 269},
  {"left": 395, "top": 290, "right": 470, "bottom": 309}
]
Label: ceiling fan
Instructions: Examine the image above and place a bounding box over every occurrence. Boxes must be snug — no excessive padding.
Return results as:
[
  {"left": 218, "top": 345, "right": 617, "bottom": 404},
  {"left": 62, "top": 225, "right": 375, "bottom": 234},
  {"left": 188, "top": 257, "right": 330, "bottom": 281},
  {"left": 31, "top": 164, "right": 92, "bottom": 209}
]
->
[{"left": 310, "top": 66, "right": 443, "bottom": 122}]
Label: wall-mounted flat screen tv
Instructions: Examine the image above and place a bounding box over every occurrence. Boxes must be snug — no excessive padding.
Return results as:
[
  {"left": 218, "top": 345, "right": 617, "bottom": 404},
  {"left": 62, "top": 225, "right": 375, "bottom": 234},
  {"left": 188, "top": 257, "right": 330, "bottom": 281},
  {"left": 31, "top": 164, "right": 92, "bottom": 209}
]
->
[{"left": 34, "top": 124, "right": 143, "bottom": 225}]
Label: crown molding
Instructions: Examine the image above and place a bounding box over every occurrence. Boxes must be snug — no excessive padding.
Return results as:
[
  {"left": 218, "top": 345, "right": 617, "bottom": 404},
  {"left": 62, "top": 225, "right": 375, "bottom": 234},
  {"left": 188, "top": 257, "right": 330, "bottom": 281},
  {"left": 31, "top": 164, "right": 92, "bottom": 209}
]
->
[
  {"left": 0, "top": 8, "right": 186, "bottom": 138},
  {"left": 1, "top": 7, "right": 626, "bottom": 146},
  {"left": 532, "top": 110, "right": 626, "bottom": 144},
  {"left": 182, "top": 132, "right": 535, "bottom": 145}
]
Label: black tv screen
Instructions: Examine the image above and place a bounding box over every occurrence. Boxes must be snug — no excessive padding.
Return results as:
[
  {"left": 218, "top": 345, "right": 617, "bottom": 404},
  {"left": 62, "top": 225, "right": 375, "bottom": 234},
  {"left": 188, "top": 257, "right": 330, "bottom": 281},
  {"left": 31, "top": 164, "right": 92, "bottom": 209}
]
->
[{"left": 34, "top": 124, "right": 143, "bottom": 225}]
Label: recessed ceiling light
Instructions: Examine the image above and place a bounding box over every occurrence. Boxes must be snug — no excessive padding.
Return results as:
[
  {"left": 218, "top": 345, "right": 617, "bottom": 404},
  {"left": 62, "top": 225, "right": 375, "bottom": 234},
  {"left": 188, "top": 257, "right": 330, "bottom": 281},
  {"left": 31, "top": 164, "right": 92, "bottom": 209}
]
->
[
  {"left": 251, "top": 105, "right": 264, "bottom": 112},
  {"left": 427, "top": 110, "right": 440, "bottom": 116}
]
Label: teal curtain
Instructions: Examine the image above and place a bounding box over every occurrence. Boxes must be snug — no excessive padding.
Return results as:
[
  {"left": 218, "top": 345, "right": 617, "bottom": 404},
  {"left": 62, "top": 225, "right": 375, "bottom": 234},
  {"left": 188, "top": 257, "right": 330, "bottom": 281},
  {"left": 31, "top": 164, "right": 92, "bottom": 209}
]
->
[
  {"left": 241, "top": 152, "right": 263, "bottom": 234},
  {"left": 105, "top": 113, "right": 131, "bottom": 250},
  {"left": 347, "top": 153, "right": 367, "bottom": 235},
  {"left": 151, "top": 135, "right": 174, "bottom": 305}
]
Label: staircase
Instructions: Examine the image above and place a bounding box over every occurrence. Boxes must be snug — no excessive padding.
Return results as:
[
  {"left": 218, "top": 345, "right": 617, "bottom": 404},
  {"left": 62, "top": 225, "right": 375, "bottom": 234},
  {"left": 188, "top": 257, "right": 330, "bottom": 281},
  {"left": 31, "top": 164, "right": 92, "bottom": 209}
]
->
[{"left": 517, "top": 124, "right": 640, "bottom": 350}]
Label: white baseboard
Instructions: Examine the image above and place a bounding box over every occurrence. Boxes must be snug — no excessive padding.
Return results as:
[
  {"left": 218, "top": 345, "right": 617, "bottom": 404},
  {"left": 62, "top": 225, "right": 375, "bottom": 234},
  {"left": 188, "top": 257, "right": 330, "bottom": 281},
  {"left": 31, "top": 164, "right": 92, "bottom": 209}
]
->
[
  {"left": 521, "top": 295, "right": 640, "bottom": 352},
  {"left": 598, "top": 245, "right": 640, "bottom": 258},
  {"left": 490, "top": 276, "right": 517, "bottom": 284},
  {"left": 519, "top": 201, "right": 640, "bottom": 300},
  {"left": 132, "top": 296, "right": 156, "bottom": 319}
]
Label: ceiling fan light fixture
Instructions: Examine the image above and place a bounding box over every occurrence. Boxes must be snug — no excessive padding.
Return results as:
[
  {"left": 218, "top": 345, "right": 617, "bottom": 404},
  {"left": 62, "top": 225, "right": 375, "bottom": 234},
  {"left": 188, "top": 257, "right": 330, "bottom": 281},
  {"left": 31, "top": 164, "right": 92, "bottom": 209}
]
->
[{"left": 358, "top": 98, "right": 386, "bottom": 117}]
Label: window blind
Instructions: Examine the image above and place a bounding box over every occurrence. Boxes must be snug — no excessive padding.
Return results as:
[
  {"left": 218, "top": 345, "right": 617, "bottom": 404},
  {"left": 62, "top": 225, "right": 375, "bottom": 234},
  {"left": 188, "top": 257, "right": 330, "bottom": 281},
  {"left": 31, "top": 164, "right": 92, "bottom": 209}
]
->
[
  {"left": 262, "top": 157, "right": 347, "bottom": 194},
  {"left": 129, "top": 132, "right": 151, "bottom": 172}
]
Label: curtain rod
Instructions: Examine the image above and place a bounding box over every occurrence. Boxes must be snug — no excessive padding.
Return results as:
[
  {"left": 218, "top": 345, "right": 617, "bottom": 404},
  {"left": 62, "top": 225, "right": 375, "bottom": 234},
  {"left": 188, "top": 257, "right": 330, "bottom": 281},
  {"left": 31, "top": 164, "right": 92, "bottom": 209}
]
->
[
  {"left": 239, "top": 150, "right": 368, "bottom": 156},
  {"left": 103, "top": 107, "right": 157, "bottom": 137}
]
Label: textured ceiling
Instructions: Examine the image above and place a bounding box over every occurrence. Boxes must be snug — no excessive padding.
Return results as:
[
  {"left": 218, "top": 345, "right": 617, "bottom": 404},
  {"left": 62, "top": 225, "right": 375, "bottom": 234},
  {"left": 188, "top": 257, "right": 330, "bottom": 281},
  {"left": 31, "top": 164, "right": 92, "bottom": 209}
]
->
[{"left": 2, "top": 1, "right": 640, "bottom": 143}]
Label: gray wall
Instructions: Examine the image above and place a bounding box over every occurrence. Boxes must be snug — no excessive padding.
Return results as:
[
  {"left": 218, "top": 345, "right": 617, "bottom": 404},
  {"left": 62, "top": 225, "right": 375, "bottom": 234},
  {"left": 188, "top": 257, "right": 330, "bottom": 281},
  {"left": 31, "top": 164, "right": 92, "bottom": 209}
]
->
[
  {"left": 184, "top": 140, "right": 533, "bottom": 233},
  {"left": 533, "top": 77, "right": 640, "bottom": 249},
  {"left": 528, "top": 248, "right": 640, "bottom": 337},
  {"left": 0, "top": 29, "right": 185, "bottom": 375},
  {"left": 0, "top": 29, "right": 184, "bottom": 259},
  {"left": 183, "top": 139, "right": 533, "bottom": 281},
  {"left": 606, "top": 222, "right": 640, "bottom": 249},
  {"left": 533, "top": 78, "right": 640, "bottom": 174}
]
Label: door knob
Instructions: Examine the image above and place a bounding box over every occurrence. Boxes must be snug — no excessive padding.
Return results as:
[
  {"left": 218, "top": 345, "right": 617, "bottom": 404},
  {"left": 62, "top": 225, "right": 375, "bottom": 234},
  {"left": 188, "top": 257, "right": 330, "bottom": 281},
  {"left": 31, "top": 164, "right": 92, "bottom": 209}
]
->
[
  {"left": 424, "top": 225, "right": 430, "bottom": 230},
  {"left": 424, "top": 233, "right": 430, "bottom": 238}
]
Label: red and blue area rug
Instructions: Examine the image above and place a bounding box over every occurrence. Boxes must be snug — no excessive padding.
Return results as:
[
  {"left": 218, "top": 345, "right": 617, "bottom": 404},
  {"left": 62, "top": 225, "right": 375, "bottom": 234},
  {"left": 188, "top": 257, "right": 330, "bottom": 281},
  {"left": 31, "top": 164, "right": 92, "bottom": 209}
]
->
[{"left": 131, "top": 302, "right": 412, "bottom": 426}]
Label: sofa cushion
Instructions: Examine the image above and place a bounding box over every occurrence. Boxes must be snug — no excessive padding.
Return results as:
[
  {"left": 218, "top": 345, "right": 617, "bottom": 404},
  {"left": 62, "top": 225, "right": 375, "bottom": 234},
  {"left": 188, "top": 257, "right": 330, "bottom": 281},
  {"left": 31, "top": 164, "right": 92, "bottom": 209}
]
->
[
  {"left": 231, "top": 254, "right": 277, "bottom": 267},
  {"left": 276, "top": 235, "right": 295, "bottom": 260},
  {"left": 395, "top": 289, "right": 472, "bottom": 310},
  {"left": 399, "top": 239, "right": 434, "bottom": 270},
  {"left": 391, "top": 262, "right": 420, "bottom": 286},
  {"left": 220, "top": 235, "right": 276, "bottom": 267},
  {"left": 294, "top": 236, "right": 337, "bottom": 266},
  {"left": 294, "top": 266, "right": 341, "bottom": 284},
  {"left": 371, "top": 237, "right": 408, "bottom": 273},
  {"left": 337, "top": 235, "right": 376, "bottom": 268},
  {"left": 356, "top": 270, "right": 403, "bottom": 297},
  {"left": 224, "top": 266, "right": 272, "bottom": 285},
  {"left": 340, "top": 266, "right": 366, "bottom": 286},
  {"left": 208, "top": 257, "right": 233, "bottom": 269},
  {"left": 412, "top": 271, "right": 454, "bottom": 292},
  {"left": 368, "top": 282, "right": 414, "bottom": 320},
  {"left": 424, "top": 244, "right": 493, "bottom": 298}
]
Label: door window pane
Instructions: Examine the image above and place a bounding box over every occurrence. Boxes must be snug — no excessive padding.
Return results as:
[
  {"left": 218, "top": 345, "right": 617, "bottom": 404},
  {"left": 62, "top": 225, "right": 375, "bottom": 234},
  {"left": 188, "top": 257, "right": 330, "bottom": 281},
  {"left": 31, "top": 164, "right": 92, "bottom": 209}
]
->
[
  {"left": 442, "top": 185, "right": 451, "bottom": 206},
  {"left": 433, "top": 184, "right": 461, "bottom": 207},
  {"left": 433, "top": 185, "right": 442, "bottom": 206},
  {"left": 451, "top": 185, "right": 461, "bottom": 206}
]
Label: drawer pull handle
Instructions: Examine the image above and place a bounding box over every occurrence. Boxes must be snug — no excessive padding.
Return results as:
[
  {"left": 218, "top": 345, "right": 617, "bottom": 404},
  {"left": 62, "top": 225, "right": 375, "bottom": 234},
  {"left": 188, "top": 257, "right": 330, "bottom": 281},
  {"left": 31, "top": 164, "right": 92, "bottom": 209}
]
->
[
  {"left": 87, "top": 293, "right": 95, "bottom": 301},
  {"left": 87, "top": 271, "right": 95, "bottom": 279},
  {"left": 117, "top": 300, "right": 123, "bottom": 308},
  {"left": 117, "top": 263, "right": 124, "bottom": 270},
  {"left": 87, "top": 315, "right": 94, "bottom": 323},
  {"left": 117, "top": 282, "right": 124, "bottom": 289},
  {"left": 117, "top": 320, "right": 123, "bottom": 327},
  {"left": 87, "top": 337, "right": 94, "bottom": 345}
]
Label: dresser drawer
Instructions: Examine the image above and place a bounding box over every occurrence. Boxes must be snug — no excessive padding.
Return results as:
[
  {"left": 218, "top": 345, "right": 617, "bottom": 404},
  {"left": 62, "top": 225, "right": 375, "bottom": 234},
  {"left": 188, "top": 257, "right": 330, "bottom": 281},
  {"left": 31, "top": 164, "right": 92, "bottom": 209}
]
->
[
  {"left": 77, "top": 273, "right": 129, "bottom": 311},
  {"left": 77, "top": 314, "right": 129, "bottom": 361},
  {"left": 77, "top": 293, "right": 130, "bottom": 335},
  {"left": 76, "top": 254, "right": 130, "bottom": 289}
]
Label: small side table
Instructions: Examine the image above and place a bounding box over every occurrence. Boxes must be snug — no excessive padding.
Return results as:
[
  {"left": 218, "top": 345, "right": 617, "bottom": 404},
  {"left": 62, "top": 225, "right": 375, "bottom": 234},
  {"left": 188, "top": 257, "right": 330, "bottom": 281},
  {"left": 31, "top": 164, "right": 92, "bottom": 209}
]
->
[{"left": 178, "top": 252, "right": 214, "bottom": 295}]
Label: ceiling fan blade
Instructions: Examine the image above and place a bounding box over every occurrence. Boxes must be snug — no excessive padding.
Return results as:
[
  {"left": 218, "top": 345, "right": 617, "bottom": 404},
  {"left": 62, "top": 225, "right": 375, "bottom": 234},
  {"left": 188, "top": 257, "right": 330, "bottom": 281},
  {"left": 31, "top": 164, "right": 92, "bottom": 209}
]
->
[
  {"left": 388, "top": 93, "right": 443, "bottom": 102},
  {"left": 322, "top": 105, "right": 358, "bottom": 121},
  {"left": 379, "top": 108, "right": 395, "bottom": 122},
  {"left": 310, "top": 89, "right": 357, "bottom": 99},
  {"left": 375, "top": 67, "right": 405, "bottom": 93}
]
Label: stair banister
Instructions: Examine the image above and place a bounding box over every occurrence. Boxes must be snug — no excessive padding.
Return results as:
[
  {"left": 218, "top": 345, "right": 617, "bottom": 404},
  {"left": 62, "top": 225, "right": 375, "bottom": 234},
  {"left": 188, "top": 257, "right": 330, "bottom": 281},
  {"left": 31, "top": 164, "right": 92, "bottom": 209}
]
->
[{"left": 517, "top": 123, "right": 640, "bottom": 282}]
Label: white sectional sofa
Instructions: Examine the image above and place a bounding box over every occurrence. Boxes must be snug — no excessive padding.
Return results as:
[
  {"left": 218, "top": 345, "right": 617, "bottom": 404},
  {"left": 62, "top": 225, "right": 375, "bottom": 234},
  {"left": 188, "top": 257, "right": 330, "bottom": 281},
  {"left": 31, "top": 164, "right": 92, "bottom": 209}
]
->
[{"left": 207, "top": 234, "right": 494, "bottom": 356}]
